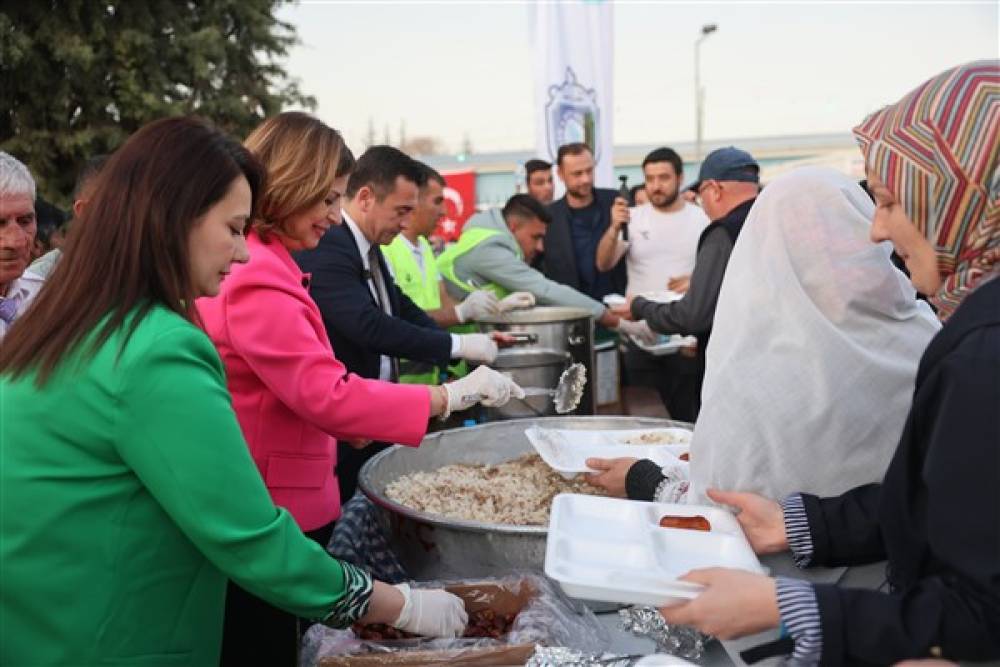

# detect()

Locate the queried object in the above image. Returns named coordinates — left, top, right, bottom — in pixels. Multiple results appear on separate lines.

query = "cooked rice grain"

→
left=621, top=431, right=691, bottom=445
left=384, top=454, right=606, bottom=526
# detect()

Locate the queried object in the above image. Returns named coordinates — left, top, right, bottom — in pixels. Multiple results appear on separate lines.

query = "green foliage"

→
left=0, top=1, right=315, bottom=206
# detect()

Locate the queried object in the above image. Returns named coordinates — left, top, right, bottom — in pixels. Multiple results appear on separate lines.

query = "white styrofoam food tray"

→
left=632, top=333, right=699, bottom=356
left=604, top=290, right=684, bottom=306
left=623, top=291, right=698, bottom=356
left=545, top=494, right=765, bottom=607
left=638, top=290, right=684, bottom=303
left=603, top=293, right=628, bottom=307
left=525, top=426, right=692, bottom=473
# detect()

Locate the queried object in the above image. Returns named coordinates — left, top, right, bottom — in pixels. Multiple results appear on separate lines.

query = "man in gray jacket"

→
left=438, top=194, right=648, bottom=335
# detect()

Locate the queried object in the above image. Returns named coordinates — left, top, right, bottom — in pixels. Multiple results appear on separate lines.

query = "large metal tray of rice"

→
left=359, top=416, right=692, bottom=582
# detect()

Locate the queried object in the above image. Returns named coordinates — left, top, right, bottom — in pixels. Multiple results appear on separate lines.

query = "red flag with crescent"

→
left=434, top=170, right=476, bottom=243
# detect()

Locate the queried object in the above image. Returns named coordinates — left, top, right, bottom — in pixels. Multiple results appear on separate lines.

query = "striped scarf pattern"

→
left=852, top=60, right=1000, bottom=318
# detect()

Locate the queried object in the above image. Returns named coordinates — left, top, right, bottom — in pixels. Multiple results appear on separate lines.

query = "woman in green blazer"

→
left=0, top=117, right=465, bottom=666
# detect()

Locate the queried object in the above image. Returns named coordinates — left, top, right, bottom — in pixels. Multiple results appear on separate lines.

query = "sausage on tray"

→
left=658, top=514, right=711, bottom=531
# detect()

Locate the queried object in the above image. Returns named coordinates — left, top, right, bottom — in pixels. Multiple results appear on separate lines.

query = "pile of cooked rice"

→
left=384, top=454, right=606, bottom=526
left=620, top=430, right=691, bottom=445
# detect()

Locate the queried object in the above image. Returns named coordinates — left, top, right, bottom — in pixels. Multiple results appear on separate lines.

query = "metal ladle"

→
left=517, top=362, right=587, bottom=415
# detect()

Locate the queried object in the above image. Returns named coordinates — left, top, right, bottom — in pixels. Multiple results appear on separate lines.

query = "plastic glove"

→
left=617, top=318, right=659, bottom=346
left=497, top=291, right=536, bottom=313
left=391, top=583, right=468, bottom=638
left=454, top=290, right=499, bottom=323
left=443, top=365, right=526, bottom=416
left=455, top=333, right=499, bottom=364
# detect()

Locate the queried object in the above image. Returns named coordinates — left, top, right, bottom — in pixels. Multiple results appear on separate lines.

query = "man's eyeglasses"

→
left=694, top=180, right=718, bottom=206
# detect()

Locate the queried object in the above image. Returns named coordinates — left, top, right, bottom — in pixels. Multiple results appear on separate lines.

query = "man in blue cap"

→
left=626, top=146, right=760, bottom=420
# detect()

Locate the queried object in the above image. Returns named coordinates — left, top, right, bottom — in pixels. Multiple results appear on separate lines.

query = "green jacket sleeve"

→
left=113, top=322, right=366, bottom=621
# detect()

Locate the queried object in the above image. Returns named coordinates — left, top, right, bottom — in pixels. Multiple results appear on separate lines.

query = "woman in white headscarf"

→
left=587, top=166, right=939, bottom=506
left=688, top=165, right=941, bottom=502
left=656, top=61, right=1000, bottom=665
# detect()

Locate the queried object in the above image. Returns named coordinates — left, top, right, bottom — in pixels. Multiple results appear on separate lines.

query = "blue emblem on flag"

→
left=545, top=67, right=601, bottom=162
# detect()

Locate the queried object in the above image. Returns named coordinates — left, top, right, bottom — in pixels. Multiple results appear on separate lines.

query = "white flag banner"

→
left=531, top=0, right=614, bottom=193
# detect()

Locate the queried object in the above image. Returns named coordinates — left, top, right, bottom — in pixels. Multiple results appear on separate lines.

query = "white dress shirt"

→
left=342, top=211, right=393, bottom=382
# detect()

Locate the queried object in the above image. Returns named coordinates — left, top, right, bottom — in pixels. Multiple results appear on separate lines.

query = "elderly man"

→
left=627, top=146, right=761, bottom=421
left=0, top=152, right=43, bottom=339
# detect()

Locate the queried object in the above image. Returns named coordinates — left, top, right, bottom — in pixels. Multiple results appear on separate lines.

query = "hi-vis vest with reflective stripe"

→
left=435, top=226, right=518, bottom=378
left=435, top=227, right=514, bottom=300
left=380, top=236, right=442, bottom=385
left=381, top=236, right=441, bottom=310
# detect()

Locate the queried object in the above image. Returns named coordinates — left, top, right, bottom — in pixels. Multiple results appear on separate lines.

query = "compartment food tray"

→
left=545, top=494, right=765, bottom=607
left=632, top=333, right=699, bottom=356
left=525, top=426, right=692, bottom=473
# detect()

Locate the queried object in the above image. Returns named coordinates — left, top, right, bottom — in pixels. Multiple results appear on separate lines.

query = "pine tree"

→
left=0, top=0, right=314, bottom=205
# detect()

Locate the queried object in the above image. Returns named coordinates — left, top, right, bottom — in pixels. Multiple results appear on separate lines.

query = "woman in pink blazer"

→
left=197, top=112, right=520, bottom=666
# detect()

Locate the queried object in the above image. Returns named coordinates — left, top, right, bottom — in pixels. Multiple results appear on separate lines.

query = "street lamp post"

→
left=694, top=23, right=718, bottom=162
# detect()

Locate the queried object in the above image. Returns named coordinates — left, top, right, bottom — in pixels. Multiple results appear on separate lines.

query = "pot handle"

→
left=506, top=332, right=539, bottom=345
left=567, top=324, right=586, bottom=346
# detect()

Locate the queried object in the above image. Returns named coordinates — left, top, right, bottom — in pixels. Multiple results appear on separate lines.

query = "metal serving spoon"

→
left=518, top=362, right=588, bottom=414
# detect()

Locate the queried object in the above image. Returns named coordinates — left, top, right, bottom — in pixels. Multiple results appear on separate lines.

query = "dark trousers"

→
left=220, top=520, right=336, bottom=667
left=623, top=342, right=704, bottom=423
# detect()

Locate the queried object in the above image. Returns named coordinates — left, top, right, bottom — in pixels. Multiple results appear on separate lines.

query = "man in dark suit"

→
left=541, top=142, right=627, bottom=302
left=295, top=145, right=499, bottom=500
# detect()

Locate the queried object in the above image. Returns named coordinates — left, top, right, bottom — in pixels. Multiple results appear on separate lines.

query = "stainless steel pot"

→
left=484, top=349, right=569, bottom=419
left=359, top=416, right=692, bottom=582
left=478, top=307, right=595, bottom=415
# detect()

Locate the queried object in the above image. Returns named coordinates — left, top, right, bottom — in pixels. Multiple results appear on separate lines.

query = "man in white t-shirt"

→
left=595, top=147, right=709, bottom=421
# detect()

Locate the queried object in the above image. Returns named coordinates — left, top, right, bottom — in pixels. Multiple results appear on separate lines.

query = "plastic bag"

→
left=300, top=573, right=609, bottom=667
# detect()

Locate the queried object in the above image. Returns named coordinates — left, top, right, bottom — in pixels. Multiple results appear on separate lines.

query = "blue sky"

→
left=278, top=1, right=999, bottom=154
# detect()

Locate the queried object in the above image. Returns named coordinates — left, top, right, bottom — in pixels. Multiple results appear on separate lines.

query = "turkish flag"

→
left=434, top=170, right=476, bottom=243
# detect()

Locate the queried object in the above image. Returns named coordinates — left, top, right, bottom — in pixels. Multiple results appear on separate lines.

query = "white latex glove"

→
left=497, top=291, right=536, bottom=313
left=392, top=583, right=468, bottom=638
left=443, top=365, right=526, bottom=417
left=617, top=318, right=659, bottom=346
left=454, top=290, right=499, bottom=323
left=455, top=333, right=498, bottom=364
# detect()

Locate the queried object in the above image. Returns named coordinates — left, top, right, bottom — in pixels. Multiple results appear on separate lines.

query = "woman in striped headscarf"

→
left=856, top=60, right=999, bottom=319
left=653, top=61, right=1000, bottom=665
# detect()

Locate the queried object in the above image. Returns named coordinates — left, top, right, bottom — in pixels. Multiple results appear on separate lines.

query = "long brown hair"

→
left=243, top=111, right=349, bottom=241
left=1, top=117, right=265, bottom=385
